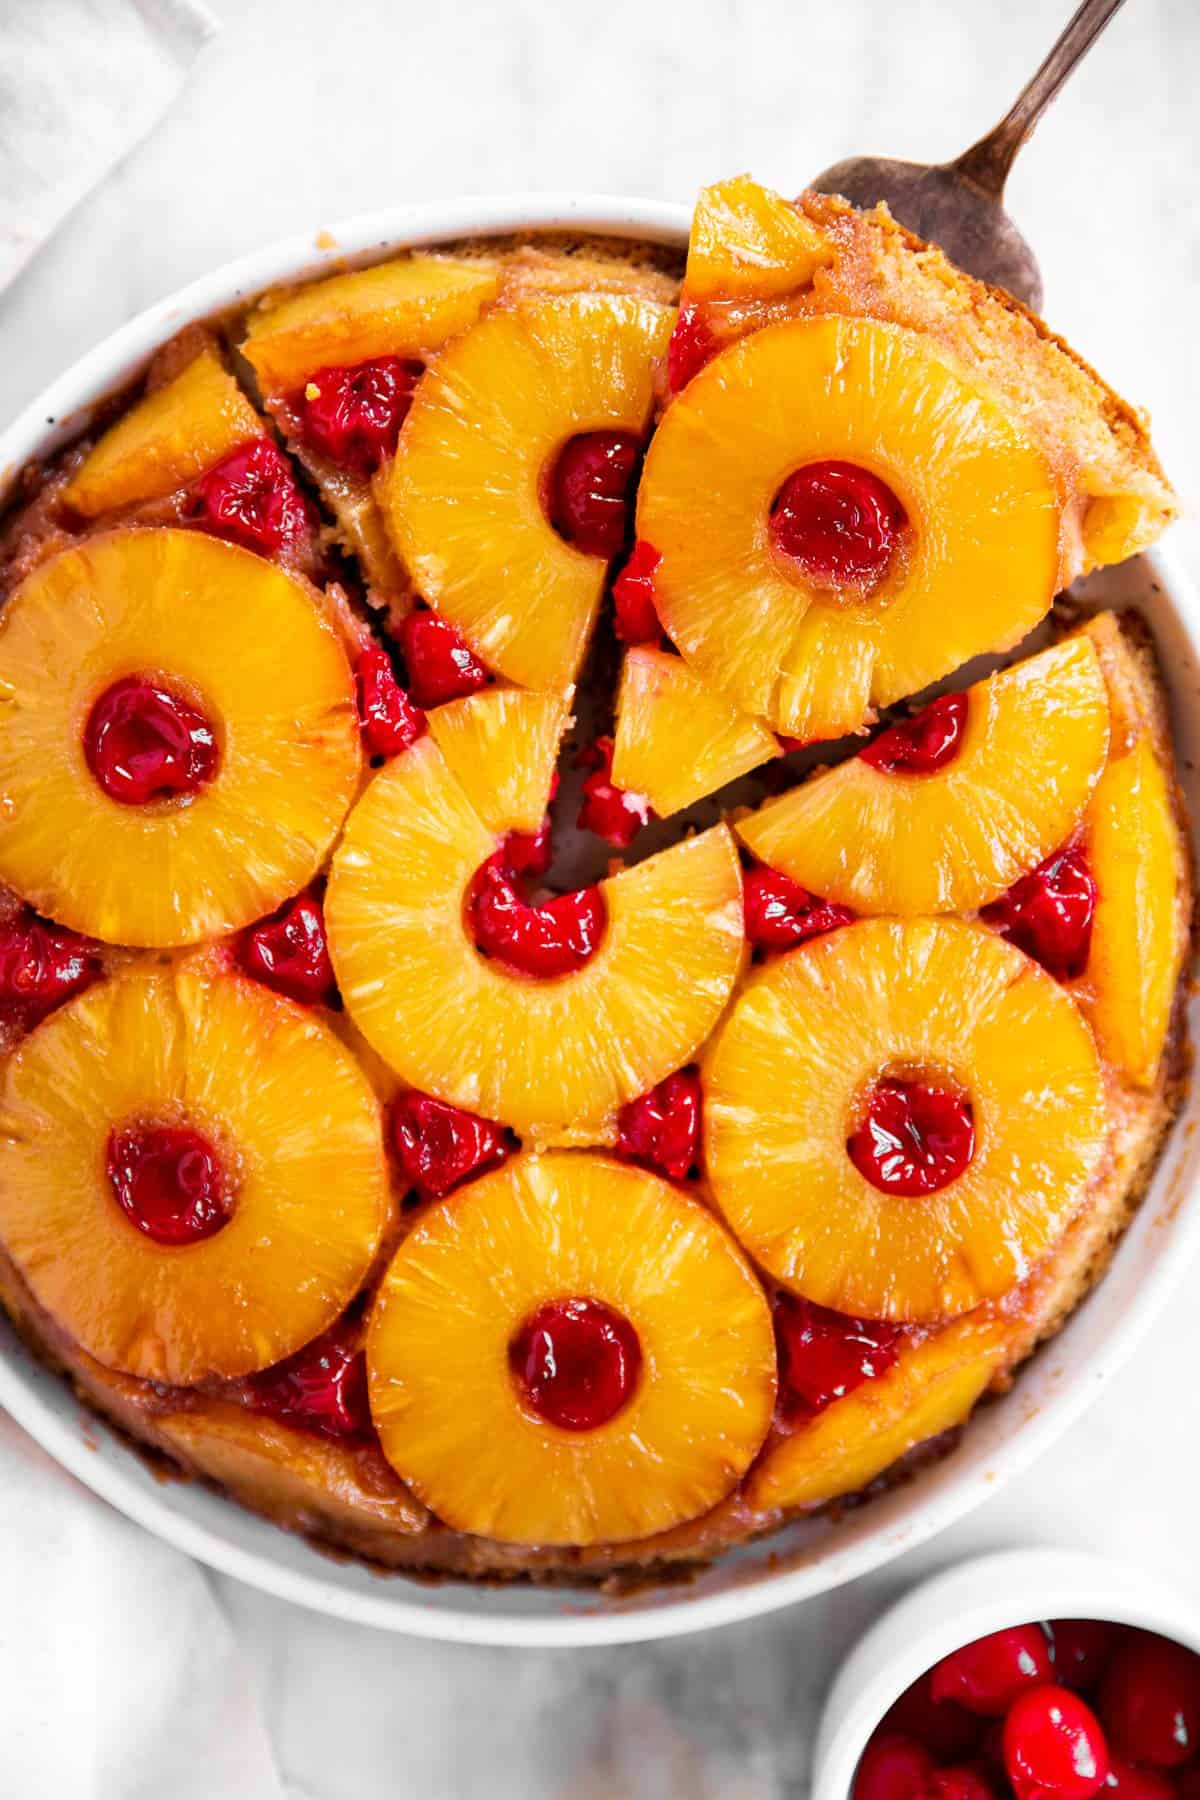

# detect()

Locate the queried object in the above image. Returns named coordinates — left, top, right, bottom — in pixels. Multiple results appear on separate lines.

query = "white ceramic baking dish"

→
left=0, top=196, right=1196, bottom=1647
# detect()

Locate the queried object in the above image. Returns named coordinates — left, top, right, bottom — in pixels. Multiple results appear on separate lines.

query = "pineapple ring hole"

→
left=542, top=430, right=643, bottom=561
left=768, top=460, right=910, bottom=599
left=83, top=674, right=220, bottom=808
left=106, top=1116, right=236, bottom=1247
left=846, top=1067, right=976, bottom=1199
left=465, top=850, right=608, bottom=981
left=508, top=1296, right=643, bottom=1432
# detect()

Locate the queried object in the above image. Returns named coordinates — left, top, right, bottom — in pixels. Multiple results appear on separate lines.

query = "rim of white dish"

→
left=0, top=195, right=1197, bottom=1647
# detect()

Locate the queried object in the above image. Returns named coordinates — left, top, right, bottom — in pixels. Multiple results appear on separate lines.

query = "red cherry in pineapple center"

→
left=509, top=1297, right=642, bottom=1431
left=770, top=460, right=906, bottom=588
left=547, top=430, right=641, bottom=559
left=84, top=676, right=218, bottom=806
left=848, top=1074, right=975, bottom=1197
left=861, top=693, right=968, bottom=776
left=467, top=853, right=606, bottom=979
left=106, top=1122, right=232, bottom=1246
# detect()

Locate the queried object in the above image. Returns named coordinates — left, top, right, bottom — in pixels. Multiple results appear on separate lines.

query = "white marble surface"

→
left=2, top=1, right=1199, bottom=1795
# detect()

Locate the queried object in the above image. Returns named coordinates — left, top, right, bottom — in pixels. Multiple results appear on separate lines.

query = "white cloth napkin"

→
left=0, top=1414, right=286, bottom=1798
left=0, top=14, right=285, bottom=1788
left=0, top=0, right=218, bottom=292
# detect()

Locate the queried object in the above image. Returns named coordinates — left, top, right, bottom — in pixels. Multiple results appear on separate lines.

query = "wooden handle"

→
left=953, top=0, right=1127, bottom=197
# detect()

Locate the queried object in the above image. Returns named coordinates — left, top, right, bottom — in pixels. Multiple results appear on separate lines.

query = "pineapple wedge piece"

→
left=367, top=1151, right=775, bottom=1545
left=426, top=685, right=571, bottom=835
left=64, top=348, right=263, bottom=517
left=0, top=957, right=388, bottom=1384
left=704, top=917, right=1107, bottom=1322
left=386, top=292, right=674, bottom=690
left=326, top=736, right=745, bottom=1141
left=613, top=646, right=780, bottom=818
left=738, top=636, right=1111, bottom=915
left=1086, top=732, right=1186, bottom=1088
left=242, top=254, right=501, bottom=395
left=0, top=529, right=361, bottom=946
left=747, top=1313, right=1007, bottom=1513
left=160, top=1404, right=427, bottom=1538
left=686, top=173, right=833, bottom=302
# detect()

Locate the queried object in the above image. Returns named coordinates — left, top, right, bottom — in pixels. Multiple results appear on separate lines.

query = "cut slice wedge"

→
left=638, top=314, right=1061, bottom=739
left=326, top=736, right=745, bottom=1142
left=386, top=292, right=674, bottom=691
left=738, top=636, right=1111, bottom=915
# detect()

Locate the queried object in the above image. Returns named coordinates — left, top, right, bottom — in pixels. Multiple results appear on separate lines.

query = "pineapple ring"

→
left=366, top=1151, right=776, bottom=1546
left=737, top=636, right=1111, bottom=915
left=704, top=917, right=1108, bottom=1323
left=0, top=529, right=361, bottom=947
left=637, top=315, right=1061, bottom=740
left=326, top=735, right=745, bottom=1142
left=0, top=959, right=388, bottom=1385
left=385, top=292, right=674, bottom=691
left=746, top=1312, right=1008, bottom=1514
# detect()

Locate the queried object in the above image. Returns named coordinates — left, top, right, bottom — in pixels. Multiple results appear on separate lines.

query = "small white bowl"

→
left=0, top=196, right=1198, bottom=1646
left=813, top=1548, right=1200, bottom=1800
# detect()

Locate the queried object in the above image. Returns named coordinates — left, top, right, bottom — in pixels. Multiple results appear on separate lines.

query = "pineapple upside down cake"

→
left=0, top=174, right=1189, bottom=1583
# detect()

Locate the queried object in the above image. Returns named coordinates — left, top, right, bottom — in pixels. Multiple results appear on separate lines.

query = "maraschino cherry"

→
left=295, top=356, right=422, bottom=471
left=355, top=642, right=425, bottom=759
left=107, top=1122, right=232, bottom=1247
left=772, top=1293, right=902, bottom=1425
left=667, top=302, right=719, bottom=393
left=509, top=1297, right=642, bottom=1431
left=189, top=437, right=311, bottom=557
left=770, top=460, right=906, bottom=588
left=397, top=610, right=490, bottom=709
left=238, top=888, right=337, bottom=1007
left=848, top=1076, right=975, bottom=1197
left=0, top=906, right=100, bottom=1032
left=616, top=1069, right=701, bottom=1182
left=1003, top=1686, right=1110, bottom=1800
left=861, top=694, right=968, bottom=776
left=933, top=1628, right=1056, bottom=1716
left=576, top=736, right=654, bottom=847
left=84, top=676, right=218, bottom=806
left=612, top=541, right=662, bottom=643
left=742, top=864, right=854, bottom=950
left=982, top=842, right=1096, bottom=983
left=389, top=1089, right=509, bottom=1200
left=1098, top=1632, right=1200, bottom=1768
left=1050, top=1623, right=1121, bottom=1694
left=246, top=1315, right=374, bottom=1442
left=548, top=431, right=641, bottom=559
